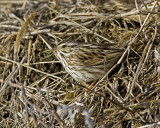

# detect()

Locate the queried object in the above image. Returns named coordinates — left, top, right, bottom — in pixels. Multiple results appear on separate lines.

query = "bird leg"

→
left=81, top=80, right=98, bottom=92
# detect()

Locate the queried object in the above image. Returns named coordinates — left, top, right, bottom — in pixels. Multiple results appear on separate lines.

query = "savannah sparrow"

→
left=54, top=42, right=124, bottom=82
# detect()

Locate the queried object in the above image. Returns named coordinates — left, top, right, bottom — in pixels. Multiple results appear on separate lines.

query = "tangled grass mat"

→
left=0, top=0, right=160, bottom=127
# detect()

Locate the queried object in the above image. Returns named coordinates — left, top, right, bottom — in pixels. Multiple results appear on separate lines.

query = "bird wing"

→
left=81, top=49, right=123, bottom=68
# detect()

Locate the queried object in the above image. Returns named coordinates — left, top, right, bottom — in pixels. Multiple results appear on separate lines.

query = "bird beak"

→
left=52, top=47, right=57, bottom=52
left=47, top=46, right=57, bottom=53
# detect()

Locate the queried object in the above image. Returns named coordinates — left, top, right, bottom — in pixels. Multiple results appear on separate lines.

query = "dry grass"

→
left=0, top=0, right=160, bottom=127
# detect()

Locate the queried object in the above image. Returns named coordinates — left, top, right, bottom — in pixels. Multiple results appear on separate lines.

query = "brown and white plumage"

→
left=54, top=42, right=124, bottom=82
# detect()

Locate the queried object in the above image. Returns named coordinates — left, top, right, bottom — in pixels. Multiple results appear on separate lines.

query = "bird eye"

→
left=62, top=45, right=66, bottom=48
